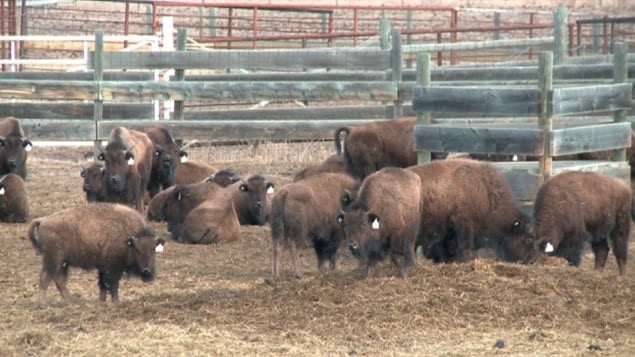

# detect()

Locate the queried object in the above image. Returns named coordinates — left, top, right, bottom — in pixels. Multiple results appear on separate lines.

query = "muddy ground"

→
left=0, top=142, right=633, bottom=356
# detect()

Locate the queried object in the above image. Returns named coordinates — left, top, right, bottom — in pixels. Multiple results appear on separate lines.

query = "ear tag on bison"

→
left=544, top=242, right=554, bottom=253
left=25, top=143, right=33, bottom=152
left=180, top=155, right=188, bottom=163
left=0, top=187, right=5, bottom=195
left=155, top=243, right=164, bottom=253
left=512, top=154, right=518, bottom=161
left=127, top=157, right=135, bottom=166
left=267, top=186, right=274, bottom=194
left=371, top=218, right=380, bottom=230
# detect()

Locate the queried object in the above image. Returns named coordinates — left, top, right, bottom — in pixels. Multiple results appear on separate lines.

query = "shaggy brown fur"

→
left=80, top=162, right=106, bottom=203
left=293, top=154, right=346, bottom=181
left=98, top=127, right=154, bottom=212
left=174, top=160, right=218, bottom=185
left=178, top=196, right=240, bottom=244
left=407, top=158, right=532, bottom=263
left=226, top=175, right=274, bottom=226
left=28, top=203, right=165, bottom=307
left=334, top=117, right=445, bottom=180
left=338, top=168, right=421, bottom=278
left=143, top=125, right=188, bottom=198
left=0, top=173, right=29, bottom=223
left=271, top=172, right=357, bottom=278
left=500, top=171, right=632, bottom=276
left=163, top=181, right=225, bottom=239
left=0, top=117, right=32, bottom=179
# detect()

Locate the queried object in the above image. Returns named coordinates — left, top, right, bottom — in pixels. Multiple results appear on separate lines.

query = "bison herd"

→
left=0, top=115, right=632, bottom=307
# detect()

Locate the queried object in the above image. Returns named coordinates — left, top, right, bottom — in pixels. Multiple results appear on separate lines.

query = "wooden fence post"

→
left=173, top=28, right=186, bottom=120
left=416, top=52, right=432, bottom=164
left=553, top=4, right=568, bottom=65
left=380, top=18, right=390, bottom=50
left=390, top=28, right=402, bottom=118
left=493, top=12, right=501, bottom=40
left=93, top=30, right=103, bottom=147
left=209, top=8, right=216, bottom=38
left=406, top=10, right=413, bottom=68
left=538, top=51, right=553, bottom=182
left=612, top=42, right=628, bottom=161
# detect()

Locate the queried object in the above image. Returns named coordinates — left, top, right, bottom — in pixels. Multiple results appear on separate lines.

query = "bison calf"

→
left=80, top=162, right=106, bottom=203
left=0, top=173, right=29, bottom=223
left=337, top=167, right=421, bottom=278
left=0, top=116, right=33, bottom=179
left=227, top=175, right=274, bottom=226
left=499, top=171, right=632, bottom=275
left=28, top=203, right=165, bottom=307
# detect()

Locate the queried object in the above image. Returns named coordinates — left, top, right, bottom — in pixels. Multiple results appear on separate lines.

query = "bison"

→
left=337, top=168, right=421, bottom=278
left=0, top=117, right=33, bottom=179
left=498, top=171, right=632, bottom=276
left=143, top=125, right=188, bottom=198
left=407, top=158, right=532, bottom=263
left=175, top=160, right=218, bottom=185
left=28, top=203, right=165, bottom=307
left=335, top=117, right=445, bottom=180
left=98, top=127, right=153, bottom=212
left=80, top=162, right=106, bottom=203
left=271, top=172, right=357, bottom=278
left=226, top=175, right=274, bottom=226
left=0, top=173, right=29, bottom=223
left=293, top=154, right=346, bottom=182
left=177, top=196, right=241, bottom=244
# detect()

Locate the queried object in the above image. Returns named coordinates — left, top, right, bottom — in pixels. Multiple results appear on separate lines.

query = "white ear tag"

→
left=371, top=218, right=380, bottom=230
left=25, top=143, right=33, bottom=152
left=127, top=157, right=135, bottom=166
left=0, top=187, right=5, bottom=195
left=512, top=154, right=518, bottom=161
left=267, top=186, right=274, bottom=194
left=155, top=244, right=164, bottom=253
left=180, top=156, right=188, bottom=163
left=544, top=242, right=554, bottom=253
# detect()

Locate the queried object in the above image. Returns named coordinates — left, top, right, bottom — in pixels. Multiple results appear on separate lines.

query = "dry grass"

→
left=0, top=142, right=633, bottom=356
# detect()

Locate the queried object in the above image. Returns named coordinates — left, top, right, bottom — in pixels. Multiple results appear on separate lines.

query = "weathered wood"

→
left=0, top=103, right=154, bottom=119
left=186, top=71, right=390, bottom=82
left=390, top=28, right=403, bottom=118
left=98, top=81, right=398, bottom=102
left=551, top=122, right=632, bottom=156
left=414, top=124, right=544, bottom=155
left=403, top=37, right=553, bottom=53
left=553, top=4, right=568, bottom=65
left=97, top=119, right=378, bottom=141
left=94, top=31, right=104, bottom=143
left=411, top=86, right=540, bottom=117
left=183, top=105, right=390, bottom=121
left=92, top=49, right=392, bottom=71
left=613, top=43, right=629, bottom=162
left=550, top=83, right=632, bottom=116
left=0, top=71, right=154, bottom=81
left=416, top=53, right=432, bottom=164
left=538, top=51, right=553, bottom=181
left=174, top=28, right=187, bottom=121
left=0, top=80, right=98, bottom=100
left=19, top=119, right=96, bottom=140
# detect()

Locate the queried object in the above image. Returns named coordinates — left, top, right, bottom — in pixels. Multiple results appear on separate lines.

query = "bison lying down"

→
left=499, top=171, right=632, bottom=275
left=0, top=173, right=29, bottom=223
left=28, top=203, right=165, bottom=307
left=0, top=116, right=32, bottom=179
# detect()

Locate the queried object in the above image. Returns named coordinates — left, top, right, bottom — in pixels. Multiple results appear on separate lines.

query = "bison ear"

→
left=127, top=236, right=135, bottom=247
left=97, top=153, right=105, bottom=161
left=125, top=152, right=135, bottom=166
left=0, top=185, right=5, bottom=195
left=174, top=190, right=182, bottom=201
left=179, top=151, right=188, bottom=163
left=511, top=220, right=523, bottom=232
left=0, top=137, right=5, bottom=146
left=341, top=190, right=352, bottom=207
left=368, top=213, right=380, bottom=230
left=22, top=139, right=33, bottom=152
left=239, top=183, right=248, bottom=192
left=154, top=148, right=162, bottom=157
left=266, top=182, right=275, bottom=194
left=336, top=211, right=345, bottom=225
left=80, top=168, right=86, bottom=177
left=155, top=237, right=165, bottom=253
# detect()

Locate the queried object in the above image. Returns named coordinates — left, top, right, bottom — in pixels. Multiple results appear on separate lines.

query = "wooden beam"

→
left=551, top=122, right=632, bottom=156
left=550, top=83, right=632, bottom=116
left=20, top=119, right=96, bottom=140
left=185, top=71, right=389, bottom=82
left=0, top=80, right=98, bottom=101
left=412, top=86, right=540, bottom=117
left=0, top=103, right=154, bottom=119
left=183, top=105, right=390, bottom=121
left=0, top=71, right=154, bottom=81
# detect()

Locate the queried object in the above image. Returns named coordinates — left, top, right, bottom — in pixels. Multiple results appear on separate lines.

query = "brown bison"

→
left=407, top=158, right=532, bottom=263
left=143, top=125, right=188, bottom=198
left=80, top=162, right=106, bottom=203
left=28, top=203, right=165, bottom=307
left=293, top=154, right=346, bottom=182
left=98, top=127, right=153, bottom=212
left=0, top=173, right=29, bottom=223
left=498, top=171, right=632, bottom=276
left=226, top=175, right=274, bottom=226
left=178, top=196, right=241, bottom=244
left=271, top=172, right=357, bottom=278
left=175, top=160, right=218, bottom=185
left=0, top=117, right=32, bottom=179
left=337, top=168, right=421, bottom=278
left=335, top=117, right=446, bottom=180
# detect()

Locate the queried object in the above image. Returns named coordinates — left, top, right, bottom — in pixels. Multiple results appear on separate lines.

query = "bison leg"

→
left=590, top=239, right=609, bottom=273
left=52, top=265, right=72, bottom=305
left=271, top=239, right=283, bottom=278
left=288, top=239, right=303, bottom=279
left=37, top=268, right=53, bottom=308
left=98, top=271, right=109, bottom=302
left=611, top=232, right=629, bottom=276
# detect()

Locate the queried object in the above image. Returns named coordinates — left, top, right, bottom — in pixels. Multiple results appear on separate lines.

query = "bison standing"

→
left=499, top=171, right=631, bottom=275
left=28, top=203, right=165, bottom=307
left=0, top=117, right=32, bottom=179
left=143, top=125, right=188, bottom=198
left=0, top=173, right=29, bottom=223
left=80, top=162, right=106, bottom=203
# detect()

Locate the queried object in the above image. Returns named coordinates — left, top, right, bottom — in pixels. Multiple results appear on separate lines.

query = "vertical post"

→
left=93, top=30, right=104, bottom=152
left=493, top=12, right=501, bottom=40
left=406, top=10, right=413, bottom=68
left=568, top=24, right=574, bottom=57
left=576, top=22, right=581, bottom=56
left=327, top=11, right=334, bottom=48
left=538, top=51, right=553, bottom=182
left=390, top=28, right=402, bottom=119
left=591, top=17, right=600, bottom=52
left=436, top=32, right=443, bottom=66
left=124, top=0, right=130, bottom=49
left=609, top=21, right=615, bottom=53
left=553, top=4, right=568, bottom=65
left=227, top=7, right=233, bottom=49
left=252, top=7, right=258, bottom=49
left=528, top=12, right=534, bottom=60
left=612, top=42, right=628, bottom=162
left=209, top=7, right=216, bottom=38
left=450, top=9, right=457, bottom=65
left=416, top=53, right=431, bottom=164
left=145, top=4, right=153, bottom=35
left=379, top=18, right=390, bottom=50
left=162, top=16, right=174, bottom=119
left=353, top=8, right=358, bottom=46
left=602, top=16, right=608, bottom=54
left=173, top=28, right=186, bottom=121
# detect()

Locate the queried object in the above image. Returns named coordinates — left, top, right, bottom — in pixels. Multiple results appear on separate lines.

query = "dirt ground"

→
left=0, top=142, right=633, bottom=356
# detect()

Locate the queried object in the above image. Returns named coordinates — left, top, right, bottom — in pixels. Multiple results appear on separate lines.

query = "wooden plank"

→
left=185, top=71, right=389, bottom=82
left=19, top=119, right=96, bottom=140
left=183, top=105, right=389, bottom=121
left=99, top=81, right=398, bottom=102
left=414, top=124, right=543, bottom=155
left=551, top=122, right=632, bottom=156
left=0, top=103, right=154, bottom=120
left=403, top=37, right=553, bottom=53
left=0, top=80, right=97, bottom=100
left=94, top=49, right=392, bottom=70
left=551, top=83, right=632, bottom=115
left=0, top=71, right=154, bottom=81
left=97, top=119, right=378, bottom=141
left=412, top=86, right=540, bottom=117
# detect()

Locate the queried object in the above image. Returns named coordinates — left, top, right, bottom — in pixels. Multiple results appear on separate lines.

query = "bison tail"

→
left=334, top=127, right=351, bottom=156
left=28, top=219, right=44, bottom=255
left=270, top=190, right=288, bottom=241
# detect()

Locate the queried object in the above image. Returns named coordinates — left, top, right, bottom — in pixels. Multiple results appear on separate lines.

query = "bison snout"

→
left=110, top=176, right=120, bottom=183
left=7, top=160, right=17, bottom=169
left=348, top=242, right=359, bottom=251
left=255, top=201, right=264, bottom=208
left=83, top=184, right=92, bottom=192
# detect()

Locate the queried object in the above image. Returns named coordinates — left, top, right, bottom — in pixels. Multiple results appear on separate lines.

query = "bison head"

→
left=152, top=143, right=186, bottom=188
left=207, top=169, right=240, bottom=188
left=80, top=163, right=105, bottom=202
left=126, top=228, right=165, bottom=283
left=238, top=175, right=274, bottom=226
left=0, top=135, right=32, bottom=179
left=337, top=208, right=383, bottom=263
left=497, top=218, right=540, bottom=264
left=162, top=185, right=202, bottom=232
left=99, top=148, right=135, bottom=193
